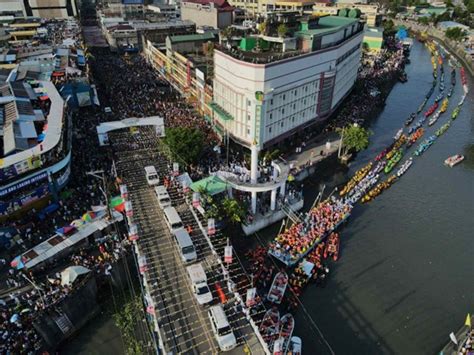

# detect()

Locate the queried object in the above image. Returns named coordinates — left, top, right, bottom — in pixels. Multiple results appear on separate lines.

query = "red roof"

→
left=183, top=0, right=234, bottom=10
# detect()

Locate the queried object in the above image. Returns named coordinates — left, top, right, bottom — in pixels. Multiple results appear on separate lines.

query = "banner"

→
left=138, top=255, right=148, bottom=274
left=207, top=218, right=216, bottom=236
left=0, top=184, right=50, bottom=216
left=0, top=171, right=48, bottom=197
left=245, top=287, right=257, bottom=307
left=192, top=192, right=200, bottom=208
left=125, top=201, right=133, bottom=217
left=120, top=184, right=128, bottom=199
left=224, top=246, right=232, bottom=263
left=128, top=223, right=139, bottom=241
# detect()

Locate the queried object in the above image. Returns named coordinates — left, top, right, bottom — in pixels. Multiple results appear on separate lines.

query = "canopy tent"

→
left=190, top=176, right=227, bottom=196
left=61, top=265, right=90, bottom=285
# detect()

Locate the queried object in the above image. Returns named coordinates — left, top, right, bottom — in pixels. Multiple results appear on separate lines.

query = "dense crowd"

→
left=269, top=198, right=352, bottom=264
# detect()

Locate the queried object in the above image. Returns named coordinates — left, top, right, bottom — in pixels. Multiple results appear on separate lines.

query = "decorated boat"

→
left=451, top=106, right=460, bottom=119
left=374, top=160, right=386, bottom=174
left=273, top=314, right=295, bottom=355
left=440, top=98, right=449, bottom=113
left=386, top=135, right=407, bottom=159
left=408, top=121, right=422, bottom=135
left=434, top=93, right=444, bottom=103
left=393, top=128, right=404, bottom=141
left=267, top=272, right=288, bottom=304
left=385, top=149, right=403, bottom=174
left=444, top=154, right=464, bottom=167
left=451, top=69, right=456, bottom=86
left=424, top=102, right=439, bottom=117
left=417, top=98, right=428, bottom=114
left=407, top=128, right=424, bottom=147
left=447, top=87, right=454, bottom=98
left=288, top=336, right=302, bottom=355
left=339, top=162, right=373, bottom=196
left=260, top=308, right=280, bottom=344
left=396, top=158, right=413, bottom=177
left=428, top=112, right=441, bottom=126
left=435, top=122, right=451, bottom=137
left=361, top=175, right=397, bottom=203
left=459, top=93, right=466, bottom=106
left=324, top=233, right=340, bottom=261
left=439, top=82, right=445, bottom=92
left=405, top=113, right=416, bottom=126
left=414, top=135, right=437, bottom=156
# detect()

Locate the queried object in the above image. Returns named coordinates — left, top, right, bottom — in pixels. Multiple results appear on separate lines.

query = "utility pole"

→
left=86, top=170, right=111, bottom=219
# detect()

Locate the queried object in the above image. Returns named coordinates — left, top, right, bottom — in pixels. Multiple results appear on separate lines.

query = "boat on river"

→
left=414, top=135, right=437, bottom=156
left=417, top=98, right=428, bottom=114
left=460, top=67, right=467, bottom=86
left=424, top=102, right=438, bottom=117
left=459, top=93, right=466, bottom=106
left=451, top=106, right=460, bottom=119
left=386, top=135, right=407, bottom=159
left=267, top=272, right=288, bottom=304
left=451, top=69, right=456, bottom=86
left=288, top=336, right=302, bottom=355
left=447, top=86, right=454, bottom=98
left=273, top=313, right=295, bottom=355
left=428, top=112, right=441, bottom=126
left=444, top=154, right=464, bottom=167
left=323, top=233, right=340, bottom=261
left=407, top=128, right=424, bottom=147
left=260, top=309, right=280, bottom=345
left=385, top=149, right=403, bottom=174
left=396, top=158, right=413, bottom=177
left=439, top=82, right=445, bottom=92
left=405, top=113, right=416, bottom=126
left=393, top=128, right=404, bottom=141
left=440, top=98, right=449, bottom=113
left=374, top=160, right=386, bottom=173
left=434, top=93, right=443, bottom=103
left=339, top=162, right=372, bottom=196
left=436, top=122, right=450, bottom=137
left=361, top=175, right=397, bottom=203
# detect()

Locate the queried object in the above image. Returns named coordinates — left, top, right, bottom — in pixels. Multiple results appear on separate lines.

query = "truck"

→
left=186, top=263, right=213, bottom=305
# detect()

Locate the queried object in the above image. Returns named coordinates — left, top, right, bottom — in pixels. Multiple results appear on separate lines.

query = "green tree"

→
left=417, top=16, right=430, bottom=25
left=338, top=125, right=372, bottom=157
left=277, top=24, right=288, bottom=38
left=258, top=21, right=267, bottom=35
left=164, top=127, right=205, bottom=165
left=221, top=197, right=247, bottom=224
left=445, top=27, right=467, bottom=41
left=444, top=0, right=454, bottom=7
left=382, top=19, right=396, bottom=37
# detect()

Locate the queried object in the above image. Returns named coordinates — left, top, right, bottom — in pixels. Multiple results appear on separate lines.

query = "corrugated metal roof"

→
left=169, top=32, right=215, bottom=43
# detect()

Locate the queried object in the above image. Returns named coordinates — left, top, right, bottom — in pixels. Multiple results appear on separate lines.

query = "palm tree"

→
left=221, top=197, right=246, bottom=224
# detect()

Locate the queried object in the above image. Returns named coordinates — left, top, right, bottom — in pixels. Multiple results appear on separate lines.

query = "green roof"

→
left=296, top=16, right=358, bottom=37
left=191, top=176, right=227, bottom=196
left=419, top=7, right=448, bottom=15
left=210, top=102, right=233, bottom=121
left=169, top=32, right=215, bottom=44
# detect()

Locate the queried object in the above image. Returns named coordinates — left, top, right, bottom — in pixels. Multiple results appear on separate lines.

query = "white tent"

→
left=61, top=265, right=91, bottom=285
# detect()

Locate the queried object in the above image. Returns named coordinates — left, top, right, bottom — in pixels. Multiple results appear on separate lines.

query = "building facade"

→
left=181, top=0, right=234, bottom=29
left=212, top=15, right=364, bottom=150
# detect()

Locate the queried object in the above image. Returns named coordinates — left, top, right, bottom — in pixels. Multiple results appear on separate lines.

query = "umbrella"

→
left=10, top=314, right=19, bottom=323
left=109, top=196, right=125, bottom=212
left=81, top=211, right=95, bottom=222
left=10, top=256, right=25, bottom=270
left=20, top=308, right=31, bottom=314
left=37, top=133, right=46, bottom=142
left=61, top=266, right=91, bottom=286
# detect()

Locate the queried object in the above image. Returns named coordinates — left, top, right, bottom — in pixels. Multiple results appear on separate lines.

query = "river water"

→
left=289, top=40, right=474, bottom=354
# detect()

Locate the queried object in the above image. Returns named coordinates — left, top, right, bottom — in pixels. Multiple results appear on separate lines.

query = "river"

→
left=287, top=40, right=474, bottom=354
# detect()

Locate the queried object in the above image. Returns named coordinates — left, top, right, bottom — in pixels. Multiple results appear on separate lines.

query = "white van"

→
left=154, top=186, right=171, bottom=209
left=144, top=166, right=159, bottom=186
left=163, top=207, right=183, bottom=233
left=174, top=228, right=197, bottom=263
left=208, top=305, right=237, bottom=351
left=186, top=263, right=212, bottom=305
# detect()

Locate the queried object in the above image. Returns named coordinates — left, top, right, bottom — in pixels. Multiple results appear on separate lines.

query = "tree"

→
left=338, top=125, right=372, bottom=157
left=445, top=0, right=454, bottom=7
left=417, top=16, right=430, bottom=25
left=445, top=27, right=467, bottom=41
left=277, top=24, right=288, bottom=38
left=221, top=197, right=247, bottom=224
left=164, top=127, right=205, bottom=165
left=382, top=19, right=396, bottom=37
left=221, top=26, right=232, bottom=40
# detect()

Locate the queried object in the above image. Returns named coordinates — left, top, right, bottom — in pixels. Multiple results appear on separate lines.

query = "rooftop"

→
left=296, top=15, right=358, bottom=37
left=169, top=32, right=215, bottom=43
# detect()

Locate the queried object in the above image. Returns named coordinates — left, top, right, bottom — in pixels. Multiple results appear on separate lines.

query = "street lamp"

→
left=86, top=170, right=111, bottom=219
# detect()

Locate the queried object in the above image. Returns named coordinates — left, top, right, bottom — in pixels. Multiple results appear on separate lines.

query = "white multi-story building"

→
left=212, top=15, right=364, bottom=151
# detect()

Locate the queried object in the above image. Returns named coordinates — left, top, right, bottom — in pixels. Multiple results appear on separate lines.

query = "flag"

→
left=466, top=313, right=471, bottom=328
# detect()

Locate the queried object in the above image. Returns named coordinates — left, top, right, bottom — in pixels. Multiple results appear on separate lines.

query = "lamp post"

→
left=86, top=170, right=111, bottom=219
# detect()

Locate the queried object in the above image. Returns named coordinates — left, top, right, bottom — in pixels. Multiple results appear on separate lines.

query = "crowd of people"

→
left=459, top=328, right=474, bottom=354
left=269, top=197, right=352, bottom=264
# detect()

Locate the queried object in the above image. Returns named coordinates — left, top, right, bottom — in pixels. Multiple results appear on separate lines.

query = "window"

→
left=281, top=122, right=284, bottom=127
left=293, top=104, right=296, bottom=109
left=247, top=128, right=251, bottom=135
left=292, top=117, right=295, bottom=123
left=283, top=94, right=286, bottom=100
left=247, top=114, right=251, bottom=121
left=270, top=99, right=273, bottom=105
left=269, top=113, right=273, bottom=119
left=305, top=86, right=308, bottom=92
left=269, top=127, right=272, bottom=133
left=304, top=99, right=307, bottom=105
left=281, top=108, right=285, bottom=114
left=247, top=100, right=251, bottom=106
